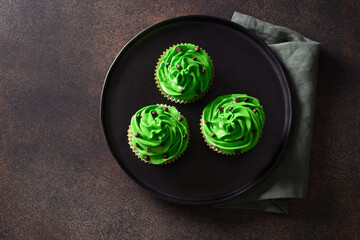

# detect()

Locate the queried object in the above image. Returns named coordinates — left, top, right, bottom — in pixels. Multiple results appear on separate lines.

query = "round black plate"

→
left=101, top=16, right=292, bottom=204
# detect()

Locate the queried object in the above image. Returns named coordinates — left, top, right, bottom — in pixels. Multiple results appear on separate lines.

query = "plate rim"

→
left=100, top=15, right=293, bottom=205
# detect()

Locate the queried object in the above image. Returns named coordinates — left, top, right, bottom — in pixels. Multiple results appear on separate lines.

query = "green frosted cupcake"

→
left=128, top=104, right=189, bottom=165
left=200, top=94, right=265, bottom=155
left=155, top=43, right=214, bottom=104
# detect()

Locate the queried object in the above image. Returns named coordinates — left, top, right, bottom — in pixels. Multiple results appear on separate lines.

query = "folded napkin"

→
left=212, top=12, right=320, bottom=214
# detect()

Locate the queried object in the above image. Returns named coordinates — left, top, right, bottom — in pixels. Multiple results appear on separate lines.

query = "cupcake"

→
left=155, top=43, right=214, bottom=103
left=200, top=94, right=265, bottom=155
left=128, top=104, right=189, bottom=165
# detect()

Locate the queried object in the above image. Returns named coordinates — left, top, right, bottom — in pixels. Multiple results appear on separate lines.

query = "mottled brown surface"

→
left=0, top=0, right=359, bottom=239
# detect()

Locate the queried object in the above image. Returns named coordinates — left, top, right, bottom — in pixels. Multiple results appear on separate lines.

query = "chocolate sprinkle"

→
left=144, top=156, right=150, bottom=161
left=165, top=62, right=170, bottom=67
left=235, top=149, right=241, bottom=154
left=176, top=64, right=181, bottom=70
left=195, top=46, right=200, bottom=52
left=253, top=109, right=258, bottom=113
left=183, top=134, right=187, bottom=139
left=178, top=116, right=183, bottom=122
left=218, top=107, right=224, bottom=112
left=176, top=46, right=181, bottom=52
left=192, top=57, right=197, bottom=60
left=163, top=106, right=168, bottom=111
left=160, top=141, right=166, bottom=146
left=179, top=89, right=184, bottom=93
left=135, top=133, right=140, bottom=137
left=201, top=68, right=206, bottom=74
left=136, top=113, right=140, bottom=118
left=163, top=153, right=169, bottom=159
left=146, top=148, right=151, bottom=153
left=244, top=97, right=249, bottom=102
left=196, top=89, right=201, bottom=95
left=228, top=106, right=233, bottom=111
left=211, top=133, right=216, bottom=137
left=252, top=130, right=257, bottom=134
left=235, top=97, right=240, bottom=103
left=151, top=111, right=157, bottom=116
left=205, top=120, right=210, bottom=124
left=135, top=143, right=140, bottom=148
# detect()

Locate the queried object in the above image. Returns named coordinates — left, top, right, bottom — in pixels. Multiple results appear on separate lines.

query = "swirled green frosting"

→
left=156, top=43, right=212, bottom=101
left=201, top=94, right=265, bottom=154
left=130, top=105, right=189, bottom=165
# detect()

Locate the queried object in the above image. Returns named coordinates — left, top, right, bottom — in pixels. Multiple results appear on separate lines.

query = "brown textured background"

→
left=0, top=0, right=359, bottom=239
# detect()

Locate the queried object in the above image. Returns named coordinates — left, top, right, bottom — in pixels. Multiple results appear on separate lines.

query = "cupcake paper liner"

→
left=154, top=43, right=214, bottom=104
left=128, top=104, right=189, bottom=165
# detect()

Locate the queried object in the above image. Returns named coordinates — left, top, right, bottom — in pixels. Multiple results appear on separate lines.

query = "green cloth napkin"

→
left=212, top=12, right=320, bottom=214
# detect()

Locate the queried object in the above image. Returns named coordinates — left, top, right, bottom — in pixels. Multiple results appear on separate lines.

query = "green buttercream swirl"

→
left=202, top=94, right=265, bottom=154
left=130, top=105, right=189, bottom=165
left=157, top=43, right=212, bottom=101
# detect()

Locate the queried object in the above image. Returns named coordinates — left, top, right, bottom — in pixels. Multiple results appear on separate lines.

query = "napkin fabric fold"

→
left=212, top=12, right=320, bottom=214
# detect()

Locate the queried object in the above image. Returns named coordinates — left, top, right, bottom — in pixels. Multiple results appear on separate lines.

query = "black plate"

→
left=101, top=15, right=292, bottom=204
